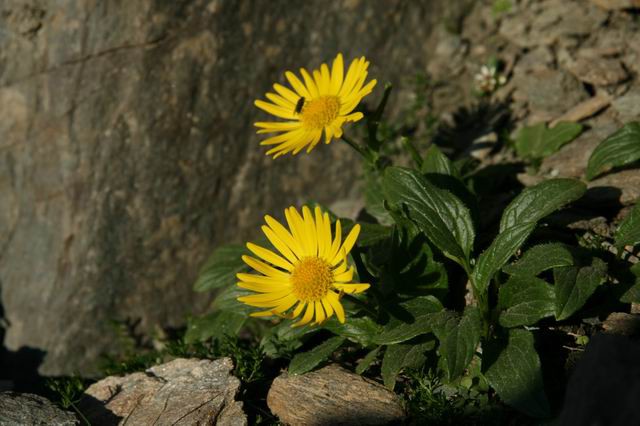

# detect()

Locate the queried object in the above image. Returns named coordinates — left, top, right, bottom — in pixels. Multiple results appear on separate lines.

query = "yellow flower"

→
left=254, top=53, right=377, bottom=158
left=237, top=206, right=370, bottom=326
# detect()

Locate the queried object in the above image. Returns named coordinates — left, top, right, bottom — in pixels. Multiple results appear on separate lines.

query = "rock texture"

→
left=558, top=334, right=640, bottom=425
left=0, top=0, right=455, bottom=375
left=79, top=357, right=246, bottom=425
left=0, top=392, right=78, bottom=425
left=267, top=364, right=405, bottom=426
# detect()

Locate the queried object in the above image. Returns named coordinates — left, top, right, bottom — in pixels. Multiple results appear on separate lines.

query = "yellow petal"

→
left=333, top=266, right=354, bottom=283
left=321, top=298, right=334, bottom=319
left=327, top=219, right=342, bottom=262
left=291, top=301, right=306, bottom=319
left=302, top=206, right=318, bottom=256
left=237, top=281, right=287, bottom=293
left=237, top=272, right=288, bottom=286
left=333, top=283, right=370, bottom=294
left=265, top=215, right=304, bottom=256
left=285, top=71, right=312, bottom=98
left=246, top=242, right=294, bottom=271
left=332, top=224, right=360, bottom=265
left=293, top=302, right=315, bottom=327
left=327, top=291, right=345, bottom=323
left=266, top=92, right=294, bottom=109
left=255, top=121, right=301, bottom=131
left=300, top=68, right=319, bottom=98
left=262, top=225, right=299, bottom=264
left=255, top=99, right=296, bottom=120
left=273, top=83, right=300, bottom=104
left=242, top=255, right=289, bottom=278
left=320, top=63, right=331, bottom=94
left=314, top=300, right=326, bottom=324
left=330, top=53, right=344, bottom=95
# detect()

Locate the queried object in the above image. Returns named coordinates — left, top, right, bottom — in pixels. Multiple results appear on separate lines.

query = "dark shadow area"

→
left=77, top=393, right=123, bottom=425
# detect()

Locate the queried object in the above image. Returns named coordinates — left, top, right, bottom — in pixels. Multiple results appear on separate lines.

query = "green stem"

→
left=401, top=137, right=423, bottom=169
left=341, top=134, right=376, bottom=165
left=367, top=83, right=393, bottom=149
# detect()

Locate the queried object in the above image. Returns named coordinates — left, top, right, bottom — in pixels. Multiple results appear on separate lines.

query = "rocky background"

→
left=0, top=0, right=459, bottom=376
left=1, top=0, right=639, bottom=388
left=1, top=0, right=640, bottom=424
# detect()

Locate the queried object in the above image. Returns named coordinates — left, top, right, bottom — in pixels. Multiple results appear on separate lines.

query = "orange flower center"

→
left=290, top=257, right=333, bottom=302
left=300, top=96, right=341, bottom=130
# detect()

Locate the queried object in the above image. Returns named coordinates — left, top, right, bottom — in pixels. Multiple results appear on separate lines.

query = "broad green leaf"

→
left=615, top=201, right=640, bottom=249
left=586, top=122, right=640, bottom=180
left=364, top=170, right=394, bottom=225
left=193, top=244, right=249, bottom=292
left=620, top=263, right=640, bottom=303
left=356, top=347, right=381, bottom=375
left=357, top=223, right=393, bottom=247
left=184, top=311, right=246, bottom=343
left=322, top=316, right=383, bottom=346
left=375, top=296, right=444, bottom=345
left=288, top=336, right=346, bottom=375
left=422, top=145, right=458, bottom=177
left=432, top=307, right=482, bottom=380
left=515, top=122, right=583, bottom=159
left=503, top=243, right=574, bottom=276
left=260, top=322, right=317, bottom=358
left=498, top=275, right=555, bottom=327
left=381, top=340, right=436, bottom=389
left=500, top=179, right=586, bottom=232
left=473, top=223, right=536, bottom=294
left=482, top=329, right=550, bottom=418
left=383, top=167, right=475, bottom=265
left=554, top=258, right=607, bottom=320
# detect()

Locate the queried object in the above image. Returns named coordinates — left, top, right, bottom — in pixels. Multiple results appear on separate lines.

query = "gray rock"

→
left=612, top=87, right=640, bottom=122
left=0, top=392, right=78, bottom=425
left=267, top=364, right=405, bottom=426
left=0, top=0, right=455, bottom=375
left=558, top=333, right=640, bottom=426
left=514, top=69, right=588, bottom=121
left=563, top=57, right=629, bottom=87
left=80, top=357, right=246, bottom=426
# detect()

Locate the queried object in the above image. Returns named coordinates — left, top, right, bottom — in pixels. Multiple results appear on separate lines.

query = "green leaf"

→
left=322, top=316, right=383, bottom=346
left=383, top=167, right=475, bottom=265
left=288, top=336, right=346, bottom=375
left=482, top=329, right=550, bottom=418
left=432, top=307, right=482, bottom=380
left=615, top=202, right=640, bottom=249
left=554, top=258, right=607, bottom=320
left=375, top=296, right=444, bottom=345
left=498, top=275, right=556, bottom=327
left=586, top=122, right=640, bottom=180
left=500, top=178, right=586, bottom=232
left=184, top=311, right=246, bottom=343
left=193, top=244, right=249, bottom=292
left=364, top=170, right=394, bottom=225
left=357, top=223, right=393, bottom=247
left=356, top=347, right=381, bottom=375
left=620, top=263, right=640, bottom=303
left=514, top=122, right=583, bottom=159
left=473, top=222, right=537, bottom=294
left=421, top=145, right=458, bottom=177
left=503, top=243, right=574, bottom=276
left=381, top=340, right=436, bottom=389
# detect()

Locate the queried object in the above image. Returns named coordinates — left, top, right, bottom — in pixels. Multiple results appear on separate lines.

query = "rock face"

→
left=0, top=0, right=453, bottom=374
left=0, top=392, right=79, bottom=425
left=79, top=357, right=246, bottom=425
left=558, top=334, right=640, bottom=426
left=267, top=364, right=406, bottom=426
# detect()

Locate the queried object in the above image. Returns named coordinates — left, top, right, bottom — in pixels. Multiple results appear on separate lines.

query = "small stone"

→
left=550, top=93, right=611, bottom=127
left=0, top=392, right=79, bottom=425
left=80, top=358, right=247, bottom=426
left=612, top=87, right=640, bottom=122
left=563, top=57, right=629, bottom=87
left=602, top=312, right=640, bottom=336
left=267, top=364, right=405, bottom=426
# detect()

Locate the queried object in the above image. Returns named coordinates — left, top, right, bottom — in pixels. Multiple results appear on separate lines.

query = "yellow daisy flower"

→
left=237, top=206, right=370, bottom=326
left=254, top=53, right=377, bottom=158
